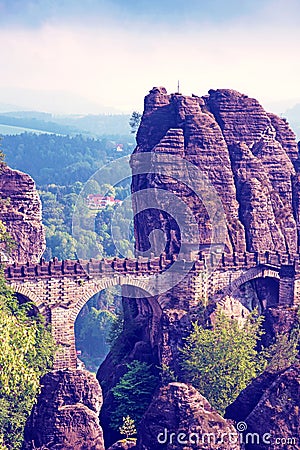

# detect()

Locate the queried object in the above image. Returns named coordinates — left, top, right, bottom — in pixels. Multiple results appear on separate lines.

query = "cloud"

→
left=0, top=0, right=299, bottom=113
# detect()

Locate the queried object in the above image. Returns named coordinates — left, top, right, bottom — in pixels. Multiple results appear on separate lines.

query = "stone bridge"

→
left=4, top=251, right=300, bottom=369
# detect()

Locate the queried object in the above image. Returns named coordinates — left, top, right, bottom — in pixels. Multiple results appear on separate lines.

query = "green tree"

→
left=82, top=179, right=101, bottom=196
left=129, top=111, right=142, bottom=134
left=119, top=415, right=137, bottom=438
left=0, top=270, right=55, bottom=449
left=263, top=311, right=300, bottom=372
left=107, top=307, right=124, bottom=348
left=0, top=207, right=54, bottom=449
left=159, top=363, right=178, bottom=385
left=0, top=220, right=15, bottom=260
left=180, top=310, right=266, bottom=414
left=98, top=183, right=116, bottom=198
left=110, top=360, right=159, bottom=430
left=76, top=307, right=116, bottom=357
left=46, top=229, right=77, bottom=260
left=76, top=230, right=104, bottom=259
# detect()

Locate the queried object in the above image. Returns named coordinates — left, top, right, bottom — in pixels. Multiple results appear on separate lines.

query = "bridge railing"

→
left=3, top=253, right=174, bottom=280
left=4, top=251, right=300, bottom=281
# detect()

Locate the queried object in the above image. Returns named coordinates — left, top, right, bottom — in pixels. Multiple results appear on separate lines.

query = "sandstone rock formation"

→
left=131, top=87, right=299, bottom=257
left=97, top=293, right=162, bottom=447
left=98, top=87, right=300, bottom=446
left=0, top=165, right=45, bottom=263
left=137, top=382, right=241, bottom=450
left=22, top=370, right=105, bottom=450
left=107, top=439, right=137, bottom=450
left=225, top=363, right=300, bottom=449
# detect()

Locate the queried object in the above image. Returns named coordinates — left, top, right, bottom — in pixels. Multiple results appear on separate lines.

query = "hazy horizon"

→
left=0, top=0, right=300, bottom=115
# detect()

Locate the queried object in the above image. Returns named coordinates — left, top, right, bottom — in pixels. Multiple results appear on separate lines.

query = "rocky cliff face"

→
left=132, top=87, right=299, bottom=256
left=22, top=370, right=105, bottom=450
left=98, top=88, right=300, bottom=446
left=225, top=363, right=300, bottom=450
left=137, top=382, right=241, bottom=450
left=0, top=165, right=45, bottom=263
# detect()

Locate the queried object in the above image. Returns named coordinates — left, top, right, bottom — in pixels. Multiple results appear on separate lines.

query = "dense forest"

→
left=1, top=133, right=134, bottom=186
left=1, top=131, right=135, bottom=374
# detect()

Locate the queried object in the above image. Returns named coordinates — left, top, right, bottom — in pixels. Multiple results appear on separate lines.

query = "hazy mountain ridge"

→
left=0, top=111, right=132, bottom=137
left=285, top=103, right=300, bottom=139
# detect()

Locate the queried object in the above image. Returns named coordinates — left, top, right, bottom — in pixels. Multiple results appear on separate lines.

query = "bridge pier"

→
left=51, top=307, right=77, bottom=370
left=279, top=265, right=295, bottom=306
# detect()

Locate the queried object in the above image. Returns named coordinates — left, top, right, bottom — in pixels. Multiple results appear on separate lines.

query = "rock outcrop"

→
left=131, top=87, right=299, bottom=256
left=22, top=370, right=105, bottom=450
left=98, top=87, right=300, bottom=446
left=137, top=382, right=240, bottom=449
left=107, top=440, right=137, bottom=450
left=0, top=165, right=45, bottom=263
left=225, top=363, right=300, bottom=449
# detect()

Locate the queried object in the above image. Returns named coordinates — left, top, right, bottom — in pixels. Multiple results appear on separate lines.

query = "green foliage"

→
left=110, top=360, right=159, bottom=430
left=0, top=112, right=131, bottom=137
left=180, top=310, right=266, bottom=414
left=263, top=311, right=300, bottom=372
left=0, top=220, right=15, bottom=259
left=159, top=363, right=178, bottom=385
left=75, top=287, right=122, bottom=372
left=107, top=308, right=124, bottom=349
left=0, top=145, right=6, bottom=171
left=0, top=271, right=55, bottom=449
left=46, top=228, right=77, bottom=260
left=129, top=112, right=142, bottom=134
left=76, top=308, right=115, bottom=355
left=119, top=415, right=137, bottom=438
left=95, top=204, right=134, bottom=258
left=1, top=133, right=134, bottom=186
left=110, top=320, right=140, bottom=363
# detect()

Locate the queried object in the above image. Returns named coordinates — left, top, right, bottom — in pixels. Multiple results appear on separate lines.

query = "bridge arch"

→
left=11, top=283, right=43, bottom=309
left=215, top=266, right=281, bottom=313
left=219, top=266, right=280, bottom=300
left=72, top=274, right=163, bottom=372
left=70, top=275, right=155, bottom=322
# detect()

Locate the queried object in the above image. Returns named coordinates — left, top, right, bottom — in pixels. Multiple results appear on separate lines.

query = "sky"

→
left=0, top=0, right=299, bottom=114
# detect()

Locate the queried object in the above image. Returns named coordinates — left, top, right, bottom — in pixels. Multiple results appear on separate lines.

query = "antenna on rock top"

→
left=177, top=80, right=180, bottom=94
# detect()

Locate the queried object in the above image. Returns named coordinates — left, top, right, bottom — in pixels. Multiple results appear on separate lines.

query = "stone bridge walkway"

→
left=4, top=251, right=300, bottom=369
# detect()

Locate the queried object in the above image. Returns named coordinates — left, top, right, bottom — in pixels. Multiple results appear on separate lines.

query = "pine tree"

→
left=110, top=360, right=158, bottom=430
left=129, top=111, right=142, bottom=134
left=119, top=415, right=137, bottom=438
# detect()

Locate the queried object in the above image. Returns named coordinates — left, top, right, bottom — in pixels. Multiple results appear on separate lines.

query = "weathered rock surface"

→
left=0, top=165, right=45, bottom=263
left=225, top=363, right=300, bottom=449
left=99, top=87, right=300, bottom=447
left=22, top=370, right=105, bottom=450
left=131, top=87, right=299, bottom=256
left=107, top=439, right=137, bottom=450
left=98, top=294, right=162, bottom=447
left=261, top=305, right=300, bottom=346
left=137, top=382, right=240, bottom=449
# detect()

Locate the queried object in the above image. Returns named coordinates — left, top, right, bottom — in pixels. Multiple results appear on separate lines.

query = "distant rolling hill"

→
left=0, top=124, right=61, bottom=135
left=0, top=111, right=132, bottom=137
